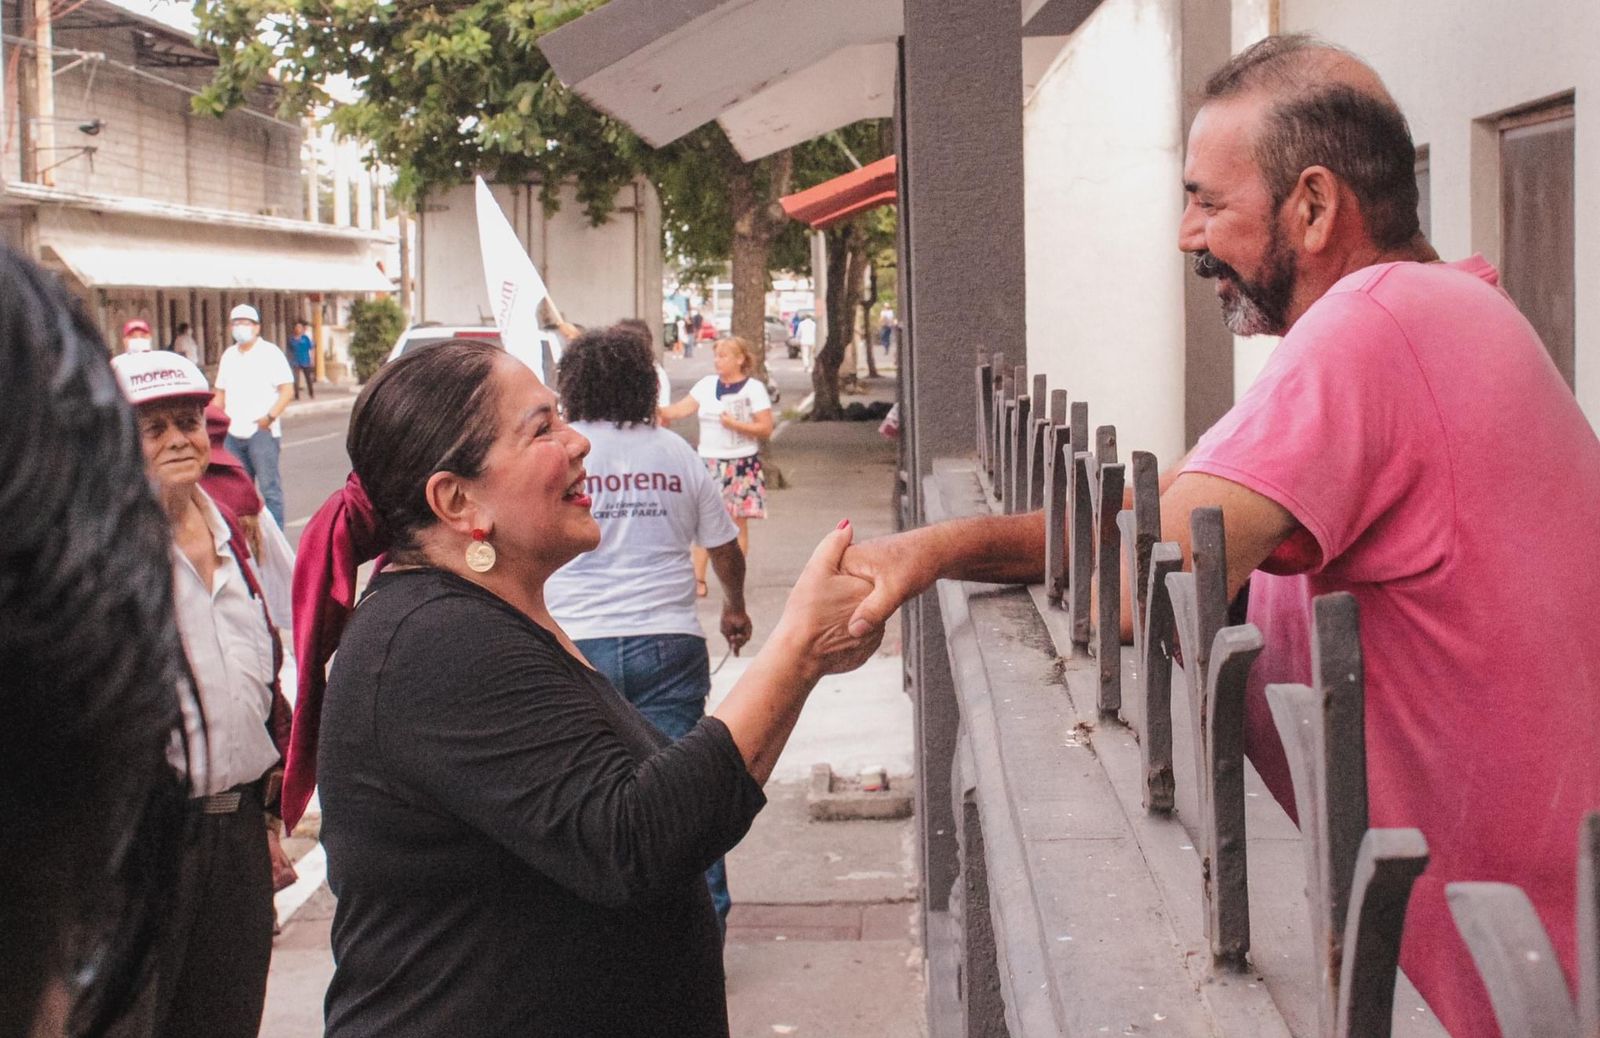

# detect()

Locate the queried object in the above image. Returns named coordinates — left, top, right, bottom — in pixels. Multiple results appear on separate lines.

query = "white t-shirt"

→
left=546, top=421, right=739, bottom=640
left=656, top=363, right=673, bottom=408
left=690, top=375, right=772, bottom=460
left=215, top=339, right=294, bottom=438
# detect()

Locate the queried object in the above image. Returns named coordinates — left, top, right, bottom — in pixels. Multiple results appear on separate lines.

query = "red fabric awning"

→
left=780, top=155, right=898, bottom=230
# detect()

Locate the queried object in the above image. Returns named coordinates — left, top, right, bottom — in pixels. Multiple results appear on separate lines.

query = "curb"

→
left=285, top=393, right=359, bottom=419
left=773, top=393, right=816, bottom=442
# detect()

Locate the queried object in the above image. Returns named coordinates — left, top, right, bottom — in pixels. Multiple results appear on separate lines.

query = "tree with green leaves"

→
left=193, top=0, right=804, bottom=377
left=778, top=121, right=896, bottom=420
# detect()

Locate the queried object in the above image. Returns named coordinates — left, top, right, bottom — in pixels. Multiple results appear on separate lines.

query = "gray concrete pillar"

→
left=900, top=0, right=1027, bottom=498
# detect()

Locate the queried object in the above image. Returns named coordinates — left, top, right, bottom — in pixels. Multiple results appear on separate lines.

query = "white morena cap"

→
left=110, top=351, right=213, bottom=408
left=230, top=303, right=261, bottom=323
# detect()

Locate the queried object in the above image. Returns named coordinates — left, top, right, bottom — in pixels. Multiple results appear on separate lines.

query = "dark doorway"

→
left=1499, top=99, right=1575, bottom=388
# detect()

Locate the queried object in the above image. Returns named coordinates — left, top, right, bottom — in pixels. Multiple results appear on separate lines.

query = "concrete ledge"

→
left=808, top=763, right=915, bottom=821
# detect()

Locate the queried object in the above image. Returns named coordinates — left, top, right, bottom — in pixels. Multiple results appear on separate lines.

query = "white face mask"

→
left=231, top=324, right=257, bottom=344
left=124, top=336, right=152, bottom=353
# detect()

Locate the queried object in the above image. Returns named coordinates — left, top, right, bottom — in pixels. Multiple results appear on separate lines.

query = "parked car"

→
left=764, top=316, right=789, bottom=357
left=385, top=324, right=503, bottom=364
left=386, top=324, right=564, bottom=378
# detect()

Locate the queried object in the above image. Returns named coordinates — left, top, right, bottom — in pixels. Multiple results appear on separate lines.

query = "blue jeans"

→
left=225, top=430, right=284, bottom=526
left=575, top=633, right=730, bottom=932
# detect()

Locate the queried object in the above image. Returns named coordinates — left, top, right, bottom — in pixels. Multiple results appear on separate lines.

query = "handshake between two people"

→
left=767, top=521, right=939, bottom=680
left=714, top=520, right=971, bottom=783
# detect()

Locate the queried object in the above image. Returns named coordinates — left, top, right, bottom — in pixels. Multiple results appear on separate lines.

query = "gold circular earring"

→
left=465, top=527, right=497, bottom=573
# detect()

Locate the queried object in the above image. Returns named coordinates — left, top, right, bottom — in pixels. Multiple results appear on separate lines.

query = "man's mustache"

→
left=1192, top=251, right=1239, bottom=281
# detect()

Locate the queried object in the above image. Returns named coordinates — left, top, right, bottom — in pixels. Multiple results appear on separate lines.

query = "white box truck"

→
left=415, top=176, right=663, bottom=337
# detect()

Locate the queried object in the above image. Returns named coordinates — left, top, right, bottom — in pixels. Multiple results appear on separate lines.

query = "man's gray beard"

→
left=1221, top=290, right=1278, bottom=336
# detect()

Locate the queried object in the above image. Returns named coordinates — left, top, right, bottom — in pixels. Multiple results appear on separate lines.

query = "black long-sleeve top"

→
left=319, top=568, right=766, bottom=1037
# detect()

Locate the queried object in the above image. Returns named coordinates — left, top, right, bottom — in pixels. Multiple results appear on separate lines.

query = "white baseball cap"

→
left=110, top=351, right=214, bottom=408
left=229, top=303, right=261, bottom=323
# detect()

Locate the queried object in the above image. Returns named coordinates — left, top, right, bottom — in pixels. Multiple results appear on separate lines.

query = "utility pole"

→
left=397, top=207, right=412, bottom=320
left=305, top=118, right=319, bottom=222
left=32, top=0, right=55, bottom=185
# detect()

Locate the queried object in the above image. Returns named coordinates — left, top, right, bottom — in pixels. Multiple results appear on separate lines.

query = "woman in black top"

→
left=294, top=340, right=881, bottom=1037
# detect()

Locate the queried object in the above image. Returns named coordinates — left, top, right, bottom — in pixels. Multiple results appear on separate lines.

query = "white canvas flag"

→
left=474, top=176, right=556, bottom=381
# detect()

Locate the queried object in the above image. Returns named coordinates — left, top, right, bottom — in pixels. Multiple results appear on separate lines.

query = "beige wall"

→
left=417, top=177, right=663, bottom=333
left=1023, top=0, right=1189, bottom=467
left=2, top=10, right=302, bottom=217
left=1281, top=0, right=1600, bottom=421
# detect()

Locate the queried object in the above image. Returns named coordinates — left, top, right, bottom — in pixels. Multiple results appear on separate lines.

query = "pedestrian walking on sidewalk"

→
left=122, top=317, right=154, bottom=355
left=549, top=325, right=752, bottom=935
left=1, top=246, right=192, bottom=1038
left=170, top=321, right=200, bottom=362
left=659, top=336, right=774, bottom=599
left=108, top=349, right=298, bottom=1038
left=289, top=318, right=316, bottom=400
left=213, top=303, right=293, bottom=526
left=288, top=338, right=881, bottom=1037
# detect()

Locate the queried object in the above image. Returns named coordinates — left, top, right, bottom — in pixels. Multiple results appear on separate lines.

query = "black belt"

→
left=191, top=781, right=260, bottom=815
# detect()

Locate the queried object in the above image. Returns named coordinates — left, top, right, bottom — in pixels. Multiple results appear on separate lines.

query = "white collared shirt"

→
left=168, top=489, right=281, bottom=796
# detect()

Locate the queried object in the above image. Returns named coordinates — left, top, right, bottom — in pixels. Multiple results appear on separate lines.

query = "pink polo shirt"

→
left=1186, top=257, right=1600, bottom=1038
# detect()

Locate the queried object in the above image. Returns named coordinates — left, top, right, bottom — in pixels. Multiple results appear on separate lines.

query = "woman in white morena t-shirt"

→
left=659, top=335, right=774, bottom=597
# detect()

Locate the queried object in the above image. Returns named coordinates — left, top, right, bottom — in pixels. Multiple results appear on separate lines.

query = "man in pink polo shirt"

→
left=840, top=34, right=1600, bottom=1037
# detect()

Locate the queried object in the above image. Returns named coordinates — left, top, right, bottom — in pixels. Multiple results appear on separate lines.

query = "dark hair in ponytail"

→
left=346, top=339, right=505, bottom=558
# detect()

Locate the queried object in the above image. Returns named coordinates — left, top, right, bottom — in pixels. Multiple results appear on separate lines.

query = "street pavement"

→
left=260, top=350, right=925, bottom=1037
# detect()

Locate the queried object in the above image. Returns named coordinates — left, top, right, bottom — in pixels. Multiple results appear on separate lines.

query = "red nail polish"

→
left=837, top=519, right=850, bottom=530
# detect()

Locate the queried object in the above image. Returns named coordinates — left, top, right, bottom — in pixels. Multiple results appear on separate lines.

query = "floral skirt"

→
left=703, top=454, right=767, bottom=520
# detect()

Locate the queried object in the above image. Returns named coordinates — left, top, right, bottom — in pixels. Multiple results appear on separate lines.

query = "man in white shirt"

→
left=213, top=303, right=294, bottom=525
left=170, top=321, right=200, bottom=363
left=797, top=313, right=817, bottom=370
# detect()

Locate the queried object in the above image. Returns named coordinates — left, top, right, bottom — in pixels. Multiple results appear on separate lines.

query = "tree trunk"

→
left=862, top=259, right=880, bottom=378
left=723, top=143, right=793, bottom=382
left=811, top=222, right=867, bottom=419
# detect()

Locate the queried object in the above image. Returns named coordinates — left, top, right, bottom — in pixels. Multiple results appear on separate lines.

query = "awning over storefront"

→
left=539, top=0, right=1085, bottom=161
left=781, top=156, right=898, bottom=230
left=37, top=208, right=393, bottom=293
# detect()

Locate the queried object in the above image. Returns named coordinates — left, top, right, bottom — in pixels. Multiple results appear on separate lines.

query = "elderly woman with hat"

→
left=109, top=349, right=296, bottom=1038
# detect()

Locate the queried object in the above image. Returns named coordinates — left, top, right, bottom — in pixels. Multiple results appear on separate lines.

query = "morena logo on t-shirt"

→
left=585, top=472, right=685, bottom=496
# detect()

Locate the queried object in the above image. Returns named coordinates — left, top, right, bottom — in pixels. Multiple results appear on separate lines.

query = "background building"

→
left=0, top=0, right=394, bottom=369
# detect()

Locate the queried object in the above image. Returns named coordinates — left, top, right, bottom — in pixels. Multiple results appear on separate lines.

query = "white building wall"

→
left=1023, top=0, right=1188, bottom=466
left=1281, top=0, right=1600, bottom=422
left=417, top=177, right=664, bottom=334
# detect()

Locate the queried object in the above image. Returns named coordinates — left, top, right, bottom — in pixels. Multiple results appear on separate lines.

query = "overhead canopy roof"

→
left=781, top=156, right=897, bottom=230
left=39, top=208, right=393, bottom=293
left=541, top=0, right=1100, bottom=160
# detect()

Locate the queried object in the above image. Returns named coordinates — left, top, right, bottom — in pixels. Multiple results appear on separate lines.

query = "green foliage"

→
left=770, top=121, right=896, bottom=277
left=193, top=0, right=645, bottom=221
left=348, top=296, right=407, bottom=382
left=192, top=0, right=895, bottom=318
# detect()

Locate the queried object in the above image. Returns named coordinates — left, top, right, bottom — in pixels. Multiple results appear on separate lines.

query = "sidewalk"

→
left=261, top=398, right=925, bottom=1038
left=283, top=380, right=360, bottom=419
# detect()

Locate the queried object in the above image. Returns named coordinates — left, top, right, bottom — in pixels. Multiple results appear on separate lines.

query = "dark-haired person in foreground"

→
left=289, top=339, right=880, bottom=1036
left=548, top=325, right=751, bottom=934
left=0, top=245, right=191, bottom=1038
left=841, top=35, right=1600, bottom=1037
